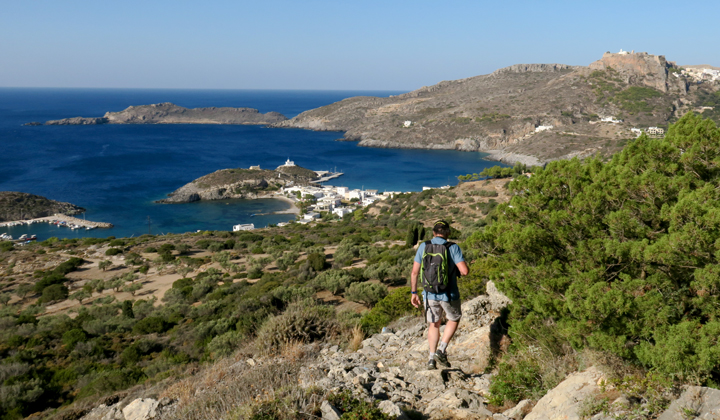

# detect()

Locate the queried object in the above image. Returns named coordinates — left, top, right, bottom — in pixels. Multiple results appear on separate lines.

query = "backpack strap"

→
left=444, top=242, right=460, bottom=277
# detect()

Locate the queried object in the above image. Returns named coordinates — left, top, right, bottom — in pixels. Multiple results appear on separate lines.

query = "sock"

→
left=429, top=351, right=435, bottom=361
left=438, top=341, right=448, bottom=353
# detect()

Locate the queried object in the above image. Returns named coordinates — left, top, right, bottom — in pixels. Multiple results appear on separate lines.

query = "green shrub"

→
left=41, top=284, right=69, bottom=302
left=109, top=239, right=125, bottom=247
left=306, top=252, right=327, bottom=272
left=255, top=299, right=336, bottom=351
left=313, top=269, right=356, bottom=295
left=360, top=286, right=419, bottom=334
left=133, top=316, right=170, bottom=334
left=345, top=282, right=388, bottom=308
left=468, top=113, right=720, bottom=383
left=327, top=390, right=393, bottom=419
left=144, top=246, right=158, bottom=253
left=488, top=359, right=543, bottom=405
left=207, top=330, right=245, bottom=358
left=105, top=248, right=122, bottom=256
left=62, top=328, right=87, bottom=349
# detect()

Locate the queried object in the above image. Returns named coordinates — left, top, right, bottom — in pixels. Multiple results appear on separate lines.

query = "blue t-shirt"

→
left=414, top=237, right=464, bottom=302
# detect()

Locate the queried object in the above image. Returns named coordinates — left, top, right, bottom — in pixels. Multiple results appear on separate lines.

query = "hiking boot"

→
left=434, top=350, right=451, bottom=368
left=427, top=359, right=437, bottom=370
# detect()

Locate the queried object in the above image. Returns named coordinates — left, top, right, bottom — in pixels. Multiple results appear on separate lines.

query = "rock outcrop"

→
left=523, top=367, right=605, bottom=420
left=0, top=191, right=85, bottom=222
left=300, top=282, right=512, bottom=420
left=43, top=103, right=287, bottom=126
left=157, top=166, right=317, bottom=204
left=274, top=51, right=716, bottom=165
left=657, top=386, right=720, bottom=420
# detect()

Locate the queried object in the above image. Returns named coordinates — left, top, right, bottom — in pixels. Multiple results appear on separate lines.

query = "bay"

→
left=0, top=88, right=505, bottom=239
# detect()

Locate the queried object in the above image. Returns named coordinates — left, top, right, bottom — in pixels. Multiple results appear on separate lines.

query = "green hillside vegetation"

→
left=466, top=112, right=720, bottom=405
left=0, top=186, right=494, bottom=419
left=2, top=113, right=720, bottom=418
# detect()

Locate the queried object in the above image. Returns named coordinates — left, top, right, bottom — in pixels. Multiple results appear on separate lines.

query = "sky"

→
left=1, top=0, right=719, bottom=91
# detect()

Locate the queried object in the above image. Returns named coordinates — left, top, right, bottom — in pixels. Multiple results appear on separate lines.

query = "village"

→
left=233, top=159, right=451, bottom=231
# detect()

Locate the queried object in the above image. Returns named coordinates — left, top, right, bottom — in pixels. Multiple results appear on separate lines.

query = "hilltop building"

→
left=233, top=223, right=255, bottom=231
left=281, top=158, right=295, bottom=167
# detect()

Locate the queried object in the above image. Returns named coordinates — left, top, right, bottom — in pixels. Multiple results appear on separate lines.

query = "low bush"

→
left=360, top=286, right=419, bottom=334
left=255, top=299, right=336, bottom=352
left=345, top=282, right=387, bottom=308
left=105, top=248, right=122, bottom=256
left=327, top=390, right=393, bottom=420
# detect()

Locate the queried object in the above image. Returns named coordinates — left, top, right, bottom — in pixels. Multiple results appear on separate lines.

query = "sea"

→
left=0, top=88, right=505, bottom=240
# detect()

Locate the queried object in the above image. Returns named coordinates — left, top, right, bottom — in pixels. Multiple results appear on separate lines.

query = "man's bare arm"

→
left=456, top=261, right=469, bottom=277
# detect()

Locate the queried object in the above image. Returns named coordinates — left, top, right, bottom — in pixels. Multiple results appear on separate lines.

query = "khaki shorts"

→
left=425, top=298, right=462, bottom=323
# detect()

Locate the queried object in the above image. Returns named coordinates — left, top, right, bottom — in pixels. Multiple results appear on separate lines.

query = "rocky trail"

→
left=74, top=282, right=720, bottom=420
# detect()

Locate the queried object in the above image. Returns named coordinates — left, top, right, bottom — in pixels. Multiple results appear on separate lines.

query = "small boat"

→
left=18, top=234, right=27, bottom=240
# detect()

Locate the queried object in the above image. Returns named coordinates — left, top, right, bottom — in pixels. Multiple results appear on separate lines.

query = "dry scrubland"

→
left=3, top=113, right=720, bottom=420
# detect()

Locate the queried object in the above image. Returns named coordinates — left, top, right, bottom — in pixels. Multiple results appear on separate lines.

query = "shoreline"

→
left=264, top=194, right=300, bottom=215
left=0, top=213, right=113, bottom=230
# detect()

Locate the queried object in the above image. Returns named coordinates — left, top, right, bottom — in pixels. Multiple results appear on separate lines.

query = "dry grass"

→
left=161, top=344, right=321, bottom=420
left=348, top=325, right=364, bottom=352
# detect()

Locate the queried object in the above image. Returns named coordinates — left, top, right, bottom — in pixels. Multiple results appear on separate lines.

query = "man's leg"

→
left=440, top=319, right=459, bottom=347
left=428, top=320, right=441, bottom=354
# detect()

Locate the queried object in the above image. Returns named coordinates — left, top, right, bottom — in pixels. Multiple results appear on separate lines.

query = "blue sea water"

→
left=0, top=88, right=505, bottom=239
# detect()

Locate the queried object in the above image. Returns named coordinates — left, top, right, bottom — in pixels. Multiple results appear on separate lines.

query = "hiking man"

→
left=410, top=220, right=469, bottom=369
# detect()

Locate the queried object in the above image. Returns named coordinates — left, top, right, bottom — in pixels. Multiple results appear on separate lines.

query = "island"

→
left=157, top=160, right=320, bottom=204
left=39, top=102, right=288, bottom=125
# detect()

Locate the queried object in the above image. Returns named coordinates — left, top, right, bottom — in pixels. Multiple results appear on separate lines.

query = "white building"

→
left=281, top=158, right=295, bottom=167
left=403, top=120, right=412, bottom=128
left=346, top=190, right=365, bottom=201
left=233, top=223, right=255, bottom=231
left=600, top=116, right=623, bottom=124
left=333, top=208, right=353, bottom=218
left=362, top=196, right=380, bottom=207
left=535, top=125, right=553, bottom=132
left=303, top=212, right=321, bottom=220
left=336, top=187, right=348, bottom=196
left=647, top=127, right=665, bottom=137
left=631, top=128, right=642, bottom=137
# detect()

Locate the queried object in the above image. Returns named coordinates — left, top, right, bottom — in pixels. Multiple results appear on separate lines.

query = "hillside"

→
left=0, top=191, right=84, bottom=222
left=156, top=164, right=318, bottom=203
left=274, top=51, right=720, bottom=165
left=42, top=103, right=287, bottom=125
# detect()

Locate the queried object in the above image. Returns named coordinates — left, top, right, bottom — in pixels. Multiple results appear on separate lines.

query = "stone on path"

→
left=524, top=366, right=605, bottom=420
left=503, top=399, right=533, bottom=420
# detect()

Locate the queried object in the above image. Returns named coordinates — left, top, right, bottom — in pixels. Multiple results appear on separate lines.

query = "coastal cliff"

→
left=0, top=192, right=85, bottom=222
left=43, top=103, right=287, bottom=125
left=273, top=51, right=717, bottom=164
left=157, top=165, right=318, bottom=204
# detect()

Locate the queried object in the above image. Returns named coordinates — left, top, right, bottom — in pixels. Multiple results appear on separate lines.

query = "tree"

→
left=122, top=282, right=143, bottom=296
left=345, top=282, right=388, bottom=308
left=468, top=113, right=720, bottom=383
left=89, top=279, right=106, bottom=294
left=98, top=260, right=112, bottom=272
left=15, top=283, right=34, bottom=300
left=70, top=288, right=91, bottom=305
left=177, top=266, right=193, bottom=278
left=41, top=284, right=69, bottom=303
left=0, top=293, right=10, bottom=306
left=307, top=252, right=327, bottom=272
left=138, top=265, right=150, bottom=276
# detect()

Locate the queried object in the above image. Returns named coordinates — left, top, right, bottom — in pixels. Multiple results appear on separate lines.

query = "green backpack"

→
left=420, top=240, right=455, bottom=294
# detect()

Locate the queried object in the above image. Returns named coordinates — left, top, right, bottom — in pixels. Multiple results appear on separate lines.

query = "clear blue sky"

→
left=1, top=0, right=718, bottom=91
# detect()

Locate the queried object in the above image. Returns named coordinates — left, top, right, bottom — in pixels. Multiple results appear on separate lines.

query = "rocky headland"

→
left=0, top=191, right=85, bottom=222
left=41, top=102, right=288, bottom=126
left=273, top=51, right=720, bottom=165
left=156, top=164, right=318, bottom=204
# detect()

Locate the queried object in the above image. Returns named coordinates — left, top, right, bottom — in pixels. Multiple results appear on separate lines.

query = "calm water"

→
left=0, top=88, right=504, bottom=239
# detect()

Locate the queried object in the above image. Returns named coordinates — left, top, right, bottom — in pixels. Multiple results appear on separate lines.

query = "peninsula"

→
left=0, top=192, right=85, bottom=222
left=273, top=50, right=720, bottom=165
left=157, top=160, right=320, bottom=204
left=39, top=102, right=288, bottom=125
